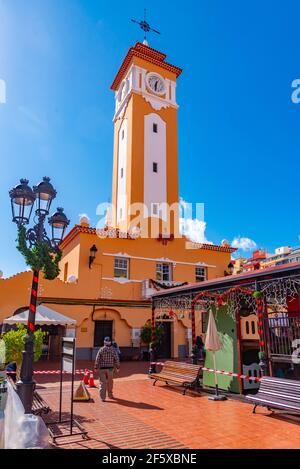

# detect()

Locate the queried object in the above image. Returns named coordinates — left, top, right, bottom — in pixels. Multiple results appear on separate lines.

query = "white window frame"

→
left=195, top=266, right=207, bottom=282
left=114, top=258, right=129, bottom=278
left=156, top=263, right=172, bottom=282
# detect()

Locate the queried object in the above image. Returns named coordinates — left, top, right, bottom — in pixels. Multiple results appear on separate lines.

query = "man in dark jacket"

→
left=94, top=336, right=120, bottom=401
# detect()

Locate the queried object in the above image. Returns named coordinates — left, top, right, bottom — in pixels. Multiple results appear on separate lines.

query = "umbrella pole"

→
left=208, top=351, right=227, bottom=401
left=213, top=352, right=219, bottom=397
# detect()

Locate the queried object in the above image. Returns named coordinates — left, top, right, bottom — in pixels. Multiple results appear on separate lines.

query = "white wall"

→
left=144, top=113, right=167, bottom=219
left=116, top=119, right=127, bottom=224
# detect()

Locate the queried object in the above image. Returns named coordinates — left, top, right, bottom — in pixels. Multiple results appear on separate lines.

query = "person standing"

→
left=94, top=336, right=120, bottom=402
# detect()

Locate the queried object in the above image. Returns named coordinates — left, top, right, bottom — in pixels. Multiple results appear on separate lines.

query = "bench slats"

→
left=149, top=361, right=202, bottom=395
left=246, top=376, right=300, bottom=414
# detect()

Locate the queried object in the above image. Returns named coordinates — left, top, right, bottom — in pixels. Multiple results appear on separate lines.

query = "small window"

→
left=156, top=263, right=172, bottom=282
left=121, top=129, right=125, bottom=140
left=119, top=208, right=123, bottom=219
left=153, top=162, right=158, bottom=173
left=120, top=168, right=124, bottom=178
left=153, top=123, right=158, bottom=133
left=64, top=262, right=68, bottom=282
left=195, top=267, right=206, bottom=282
left=114, top=258, right=129, bottom=278
left=152, top=203, right=159, bottom=216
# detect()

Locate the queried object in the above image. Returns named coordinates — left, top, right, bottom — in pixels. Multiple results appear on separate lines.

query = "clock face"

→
left=146, top=73, right=166, bottom=95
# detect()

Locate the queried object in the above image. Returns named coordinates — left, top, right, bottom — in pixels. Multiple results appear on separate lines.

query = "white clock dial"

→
left=146, top=73, right=166, bottom=95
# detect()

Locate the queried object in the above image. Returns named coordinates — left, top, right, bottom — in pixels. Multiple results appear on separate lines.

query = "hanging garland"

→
left=17, top=225, right=62, bottom=280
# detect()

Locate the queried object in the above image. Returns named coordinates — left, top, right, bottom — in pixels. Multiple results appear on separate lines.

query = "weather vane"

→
left=131, top=9, right=160, bottom=45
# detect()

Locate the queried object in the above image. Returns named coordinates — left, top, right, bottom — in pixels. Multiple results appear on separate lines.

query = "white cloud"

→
left=232, top=236, right=257, bottom=252
left=179, top=198, right=212, bottom=244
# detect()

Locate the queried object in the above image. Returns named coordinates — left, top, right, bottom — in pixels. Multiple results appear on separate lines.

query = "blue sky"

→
left=0, top=0, right=299, bottom=277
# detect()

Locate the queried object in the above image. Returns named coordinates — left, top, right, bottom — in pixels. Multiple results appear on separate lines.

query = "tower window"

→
left=152, top=203, right=159, bottom=216
left=153, top=162, right=158, bottom=173
left=64, top=263, right=69, bottom=282
left=120, top=168, right=124, bottom=178
left=119, top=208, right=123, bottom=219
left=121, top=129, right=125, bottom=140
left=153, top=123, right=158, bottom=133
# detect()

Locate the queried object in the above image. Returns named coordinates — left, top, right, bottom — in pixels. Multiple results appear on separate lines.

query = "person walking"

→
left=94, top=336, right=120, bottom=402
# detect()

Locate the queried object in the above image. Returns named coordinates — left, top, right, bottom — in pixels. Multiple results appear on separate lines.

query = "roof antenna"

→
left=131, top=9, right=160, bottom=46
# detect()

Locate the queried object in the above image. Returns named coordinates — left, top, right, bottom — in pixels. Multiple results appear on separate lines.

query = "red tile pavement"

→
left=34, top=361, right=300, bottom=449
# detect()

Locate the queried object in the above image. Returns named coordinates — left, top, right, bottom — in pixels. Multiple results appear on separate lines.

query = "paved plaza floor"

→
left=35, top=361, right=300, bottom=449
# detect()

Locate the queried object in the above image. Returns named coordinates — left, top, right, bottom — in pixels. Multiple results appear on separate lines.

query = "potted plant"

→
left=140, top=322, right=164, bottom=360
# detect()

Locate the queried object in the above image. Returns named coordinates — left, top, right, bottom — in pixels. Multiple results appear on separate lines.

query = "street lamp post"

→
left=9, top=177, right=69, bottom=413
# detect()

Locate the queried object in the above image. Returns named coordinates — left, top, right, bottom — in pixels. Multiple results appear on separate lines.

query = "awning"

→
left=4, top=305, right=76, bottom=326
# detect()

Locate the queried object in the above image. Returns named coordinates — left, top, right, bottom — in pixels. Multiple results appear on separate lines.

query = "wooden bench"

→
left=149, top=361, right=203, bottom=395
left=7, top=376, right=51, bottom=416
left=31, top=390, right=51, bottom=416
left=246, top=376, right=300, bottom=415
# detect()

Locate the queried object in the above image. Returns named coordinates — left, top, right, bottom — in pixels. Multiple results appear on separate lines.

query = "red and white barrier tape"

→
left=5, top=369, right=93, bottom=375
left=5, top=365, right=261, bottom=382
left=150, top=363, right=261, bottom=382
left=201, top=366, right=261, bottom=382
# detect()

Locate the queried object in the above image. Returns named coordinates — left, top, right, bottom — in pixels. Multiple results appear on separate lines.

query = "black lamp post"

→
left=89, top=244, right=98, bottom=268
left=9, top=177, right=69, bottom=413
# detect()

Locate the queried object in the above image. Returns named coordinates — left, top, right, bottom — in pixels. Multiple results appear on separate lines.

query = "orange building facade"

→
left=0, top=42, right=235, bottom=360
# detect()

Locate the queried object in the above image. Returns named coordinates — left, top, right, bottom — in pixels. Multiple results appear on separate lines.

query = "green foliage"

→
left=1, top=324, right=46, bottom=366
left=258, top=351, right=266, bottom=360
left=0, top=339, right=6, bottom=371
left=252, top=291, right=263, bottom=299
left=17, top=225, right=62, bottom=280
left=140, top=322, right=165, bottom=345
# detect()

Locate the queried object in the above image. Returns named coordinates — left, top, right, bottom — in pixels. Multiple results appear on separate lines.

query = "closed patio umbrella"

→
left=205, top=309, right=227, bottom=401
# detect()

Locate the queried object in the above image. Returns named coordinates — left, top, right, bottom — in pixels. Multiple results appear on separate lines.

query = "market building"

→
left=151, top=262, right=300, bottom=394
left=0, top=41, right=235, bottom=360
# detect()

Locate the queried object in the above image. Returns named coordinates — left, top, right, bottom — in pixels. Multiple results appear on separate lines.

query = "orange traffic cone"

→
left=88, top=371, right=96, bottom=388
left=83, top=369, right=89, bottom=385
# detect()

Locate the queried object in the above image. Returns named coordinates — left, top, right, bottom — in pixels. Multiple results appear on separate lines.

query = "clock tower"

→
left=110, top=42, right=182, bottom=237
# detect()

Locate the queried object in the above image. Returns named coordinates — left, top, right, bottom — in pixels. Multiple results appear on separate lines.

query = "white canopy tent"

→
left=3, top=305, right=76, bottom=327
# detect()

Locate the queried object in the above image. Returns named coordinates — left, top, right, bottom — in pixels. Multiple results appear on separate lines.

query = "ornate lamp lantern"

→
left=48, top=207, right=70, bottom=246
left=33, top=177, right=57, bottom=215
left=9, top=178, right=36, bottom=225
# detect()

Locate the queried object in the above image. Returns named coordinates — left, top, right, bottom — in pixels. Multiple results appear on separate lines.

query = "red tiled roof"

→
left=61, top=225, right=237, bottom=253
left=60, top=225, right=96, bottom=249
left=111, top=42, right=182, bottom=91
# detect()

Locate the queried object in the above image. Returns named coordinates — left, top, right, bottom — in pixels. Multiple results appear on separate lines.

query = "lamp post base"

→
left=16, top=380, right=35, bottom=414
left=16, top=333, right=35, bottom=414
